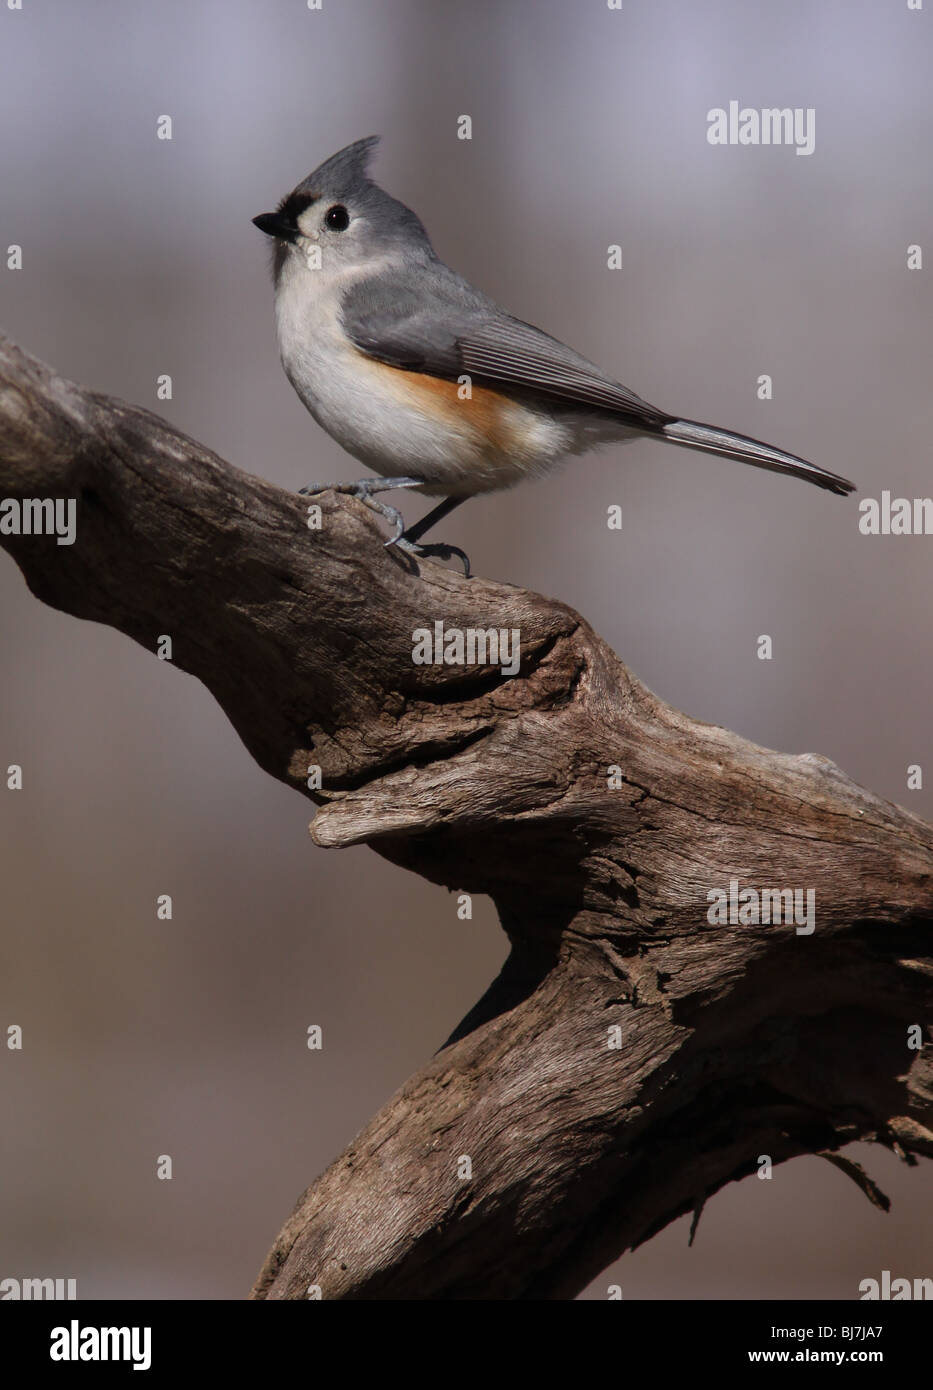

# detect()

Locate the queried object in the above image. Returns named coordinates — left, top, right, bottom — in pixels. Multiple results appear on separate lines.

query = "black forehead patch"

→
left=276, top=191, right=317, bottom=225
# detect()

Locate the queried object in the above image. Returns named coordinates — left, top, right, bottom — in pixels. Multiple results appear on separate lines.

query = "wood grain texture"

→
left=1, top=331, right=931, bottom=1301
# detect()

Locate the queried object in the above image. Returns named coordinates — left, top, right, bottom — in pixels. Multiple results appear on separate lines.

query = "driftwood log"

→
left=1, top=332, right=931, bottom=1300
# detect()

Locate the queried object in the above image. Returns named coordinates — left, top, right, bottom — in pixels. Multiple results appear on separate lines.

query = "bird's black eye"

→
left=325, top=204, right=350, bottom=231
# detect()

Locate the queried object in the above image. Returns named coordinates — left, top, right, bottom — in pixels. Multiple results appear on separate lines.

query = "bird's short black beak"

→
left=252, top=212, right=299, bottom=244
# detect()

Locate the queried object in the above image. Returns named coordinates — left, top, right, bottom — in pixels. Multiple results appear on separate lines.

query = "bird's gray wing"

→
left=340, top=267, right=671, bottom=428
left=340, top=266, right=855, bottom=497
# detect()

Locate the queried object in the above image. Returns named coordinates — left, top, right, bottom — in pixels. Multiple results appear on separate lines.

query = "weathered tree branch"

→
left=1, top=332, right=931, bottom=1300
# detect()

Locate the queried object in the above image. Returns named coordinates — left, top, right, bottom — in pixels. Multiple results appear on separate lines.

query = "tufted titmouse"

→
left=253, top=137, right=854, bottom=576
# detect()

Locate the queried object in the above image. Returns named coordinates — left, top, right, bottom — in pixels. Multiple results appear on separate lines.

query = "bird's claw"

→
left=298, top=482, right=405, bottom=538
left=386, top=534, right=472, bottom=578
left=298, top=479, right=469, bottom=575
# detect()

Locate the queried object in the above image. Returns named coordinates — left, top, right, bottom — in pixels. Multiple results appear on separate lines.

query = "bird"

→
left=253, top=137, right=854, bottom=577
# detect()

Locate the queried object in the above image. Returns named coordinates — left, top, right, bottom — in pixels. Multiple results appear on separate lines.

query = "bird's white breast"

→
left=272, top=256, right=585, bottom=496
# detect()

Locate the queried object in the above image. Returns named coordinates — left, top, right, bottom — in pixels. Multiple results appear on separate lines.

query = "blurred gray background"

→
left=1, top=0, right=931, bottom=1299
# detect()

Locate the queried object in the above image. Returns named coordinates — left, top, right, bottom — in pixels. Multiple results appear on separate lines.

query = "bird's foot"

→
left=298, top=477, right=425, bottom=543
left=298, top=478, right=470, bottom=575
left=386, top=534, right=472, bottom=578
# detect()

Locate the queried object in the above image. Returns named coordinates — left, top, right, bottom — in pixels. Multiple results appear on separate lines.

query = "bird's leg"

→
left=395, top=495, right=466, bottom=545
left=298, top=476, right=425, bottom=543
left=393, top=501, right=472, bottom=575
left=298, top=479, right=472, bottom=577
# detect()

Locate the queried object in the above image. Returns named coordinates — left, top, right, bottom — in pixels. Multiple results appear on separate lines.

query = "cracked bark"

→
left=1, top=331, right=931, bottom=1301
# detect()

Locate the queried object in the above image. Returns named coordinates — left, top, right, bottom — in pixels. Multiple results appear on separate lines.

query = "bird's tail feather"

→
left=660, top=418, right=855, bottom=496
